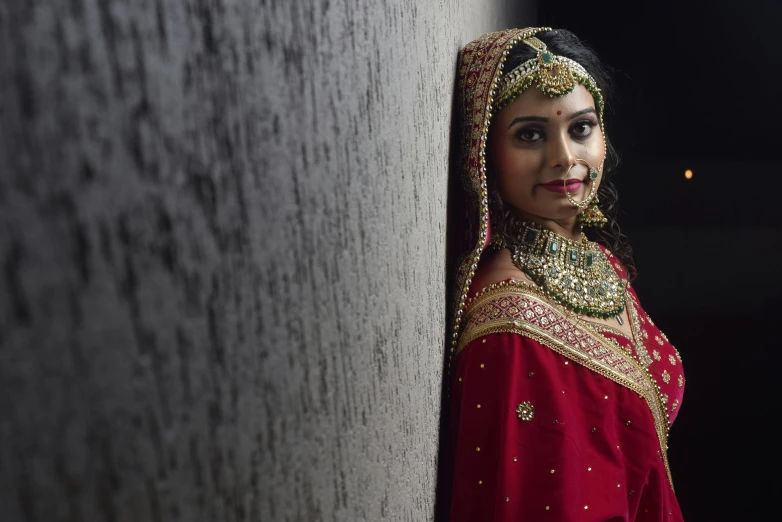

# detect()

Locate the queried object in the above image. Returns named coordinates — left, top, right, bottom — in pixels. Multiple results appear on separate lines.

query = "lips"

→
left=540, top=178, right=583, bottom=194
left=541, top=178, right=583, bottom=187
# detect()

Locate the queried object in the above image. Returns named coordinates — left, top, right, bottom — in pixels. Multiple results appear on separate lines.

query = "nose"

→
left=548, top=131, right=577, bottom=175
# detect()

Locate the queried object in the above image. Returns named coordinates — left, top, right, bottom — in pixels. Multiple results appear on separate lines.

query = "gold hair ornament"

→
left=494, top=36, right=605, bottom=126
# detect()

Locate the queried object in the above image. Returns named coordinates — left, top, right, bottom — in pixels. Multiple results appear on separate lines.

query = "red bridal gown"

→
left=448, top=251, right=685, bottom=521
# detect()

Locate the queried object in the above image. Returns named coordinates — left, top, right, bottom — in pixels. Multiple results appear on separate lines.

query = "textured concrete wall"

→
left=0, top=1, right=532, bottom=521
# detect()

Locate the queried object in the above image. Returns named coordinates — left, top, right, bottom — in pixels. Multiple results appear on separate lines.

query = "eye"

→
left=571, top=120, right=596, bottom=138
left=516, top=127, right=544, bottom=142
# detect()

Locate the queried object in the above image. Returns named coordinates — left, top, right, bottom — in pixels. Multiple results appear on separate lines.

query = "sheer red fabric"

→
left=447, top=258, right=685, bottom=521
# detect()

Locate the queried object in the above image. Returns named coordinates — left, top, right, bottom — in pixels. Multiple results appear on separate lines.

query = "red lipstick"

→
left=540, top=178, right=582, bottom=194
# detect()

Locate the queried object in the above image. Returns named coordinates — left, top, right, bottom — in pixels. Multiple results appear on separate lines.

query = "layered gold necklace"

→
left=493, top=222, right=626, bottom=321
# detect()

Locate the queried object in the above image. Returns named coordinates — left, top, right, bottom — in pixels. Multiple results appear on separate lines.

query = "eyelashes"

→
left=570, top=119, right=596, bottom=138
left=514, top=118, right=599, bottom=142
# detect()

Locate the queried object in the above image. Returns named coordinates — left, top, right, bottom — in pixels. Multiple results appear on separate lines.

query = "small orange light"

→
left=684, top=169, right=693, bottom=179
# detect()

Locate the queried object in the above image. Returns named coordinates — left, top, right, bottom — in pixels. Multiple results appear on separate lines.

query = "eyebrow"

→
left=507, top=107, right=596, bottom=128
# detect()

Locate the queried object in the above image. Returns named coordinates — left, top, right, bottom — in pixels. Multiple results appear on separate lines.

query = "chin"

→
left=547, top=204, right=583, bottom=220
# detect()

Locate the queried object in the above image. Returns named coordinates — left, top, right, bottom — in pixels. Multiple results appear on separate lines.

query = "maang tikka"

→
left=493, top=36, right=605, bottom=122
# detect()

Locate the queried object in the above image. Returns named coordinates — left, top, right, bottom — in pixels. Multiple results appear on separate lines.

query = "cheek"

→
left=493, top=145, right=538, bottom=188
left=587, top=133, right=607, bottom=165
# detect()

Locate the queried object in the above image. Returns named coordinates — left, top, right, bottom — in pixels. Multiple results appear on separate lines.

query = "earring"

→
left=579, top=196, right=607, bottom=228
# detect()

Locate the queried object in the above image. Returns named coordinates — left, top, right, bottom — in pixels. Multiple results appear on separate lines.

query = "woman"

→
left=446, top=28, right=685, bottom=521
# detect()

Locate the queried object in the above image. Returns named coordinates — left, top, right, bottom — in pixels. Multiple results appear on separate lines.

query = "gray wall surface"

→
left=0, top=1, right=533, bottom=521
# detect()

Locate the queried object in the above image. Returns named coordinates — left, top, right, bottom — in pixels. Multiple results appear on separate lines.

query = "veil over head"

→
left=449, top=28, right=556, bottom=361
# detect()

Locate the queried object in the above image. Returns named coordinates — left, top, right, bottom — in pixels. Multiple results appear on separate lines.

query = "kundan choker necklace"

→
left=493, top=222, right=626, bottom=322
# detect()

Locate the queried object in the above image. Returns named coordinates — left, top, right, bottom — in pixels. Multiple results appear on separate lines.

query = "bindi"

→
left=556, top=110, right=562, bottom=116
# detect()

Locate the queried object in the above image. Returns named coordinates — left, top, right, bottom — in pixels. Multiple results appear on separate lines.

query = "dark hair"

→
left=486, top=29, right=637, bottom=280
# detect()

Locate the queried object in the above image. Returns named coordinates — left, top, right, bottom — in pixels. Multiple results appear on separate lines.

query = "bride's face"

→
left=489, top=83, right=606, bottom=222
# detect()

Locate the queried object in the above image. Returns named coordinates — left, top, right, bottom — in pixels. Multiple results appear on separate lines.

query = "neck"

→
left=518, top=213, right=582, bottom=242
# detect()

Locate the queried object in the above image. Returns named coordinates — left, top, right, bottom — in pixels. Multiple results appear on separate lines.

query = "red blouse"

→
left=447, top=253, right=685, bottom=521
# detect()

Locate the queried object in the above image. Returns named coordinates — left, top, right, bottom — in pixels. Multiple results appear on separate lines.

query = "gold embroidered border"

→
left=626, top=290, right=653, bottom=368
left=457, top=281, right=673, bottom=489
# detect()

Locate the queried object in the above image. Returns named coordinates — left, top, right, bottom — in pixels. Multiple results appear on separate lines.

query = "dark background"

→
left=538, top=1, right=782, bottom=519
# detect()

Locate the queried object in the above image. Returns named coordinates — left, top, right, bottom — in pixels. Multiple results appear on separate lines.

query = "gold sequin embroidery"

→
left=662, top=370, right=671, bottom=384
left=516, top=402, right=535, bottom=421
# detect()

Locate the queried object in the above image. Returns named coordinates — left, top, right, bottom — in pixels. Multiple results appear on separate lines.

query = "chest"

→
left=591, top=291, right=686, bottom=425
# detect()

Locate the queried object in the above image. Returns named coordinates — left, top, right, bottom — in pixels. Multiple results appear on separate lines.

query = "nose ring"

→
left=564, top=158, right=599, bottom=209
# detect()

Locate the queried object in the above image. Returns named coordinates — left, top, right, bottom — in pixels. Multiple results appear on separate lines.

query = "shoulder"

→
left=457, top=277, right=557, bottom=355
left=469, top=248, right=533, bottom=298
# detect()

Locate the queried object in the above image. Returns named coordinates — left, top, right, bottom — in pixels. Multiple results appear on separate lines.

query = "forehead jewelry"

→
left=494, top=36, right=605, bottom=125
left=565, top=159, right=600, bottom=209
